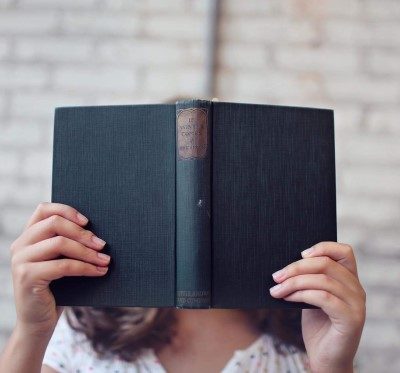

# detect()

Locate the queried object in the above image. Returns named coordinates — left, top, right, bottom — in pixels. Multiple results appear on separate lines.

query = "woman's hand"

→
left=269, top=241, right=366, bottom=373
left=9, top=202, right=110, bottom=337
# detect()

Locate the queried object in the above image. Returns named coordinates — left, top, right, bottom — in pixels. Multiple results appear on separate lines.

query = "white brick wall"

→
left=0, top=1, right=399, bottom=371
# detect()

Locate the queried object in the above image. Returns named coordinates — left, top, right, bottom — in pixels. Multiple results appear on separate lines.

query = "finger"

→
left=18, top=215, right=105, bottom=250
left=15, top=236, right=111, bottom=267
left=29, top=258, right=109, bottom=283
left=301, top=241, right=358, bottom=276
left=283, top=289, right=350, bottom=321
left=272, top=256, right=359, bottom=292
left=269, top=274, right=355, bottom=307
left=25, top=202, right=88, bottom=230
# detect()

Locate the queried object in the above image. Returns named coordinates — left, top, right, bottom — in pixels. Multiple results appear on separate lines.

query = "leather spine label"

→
left=176, top=108, right=208, bottom=160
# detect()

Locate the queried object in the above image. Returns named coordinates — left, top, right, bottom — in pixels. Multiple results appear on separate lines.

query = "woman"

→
left=0, top=202, right=366, bottom=372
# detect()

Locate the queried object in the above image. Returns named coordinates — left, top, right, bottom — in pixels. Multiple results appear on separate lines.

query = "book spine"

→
left=175, top=99, right=212, bottom=308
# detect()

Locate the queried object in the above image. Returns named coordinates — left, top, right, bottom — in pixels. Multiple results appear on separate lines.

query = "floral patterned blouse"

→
left=42, top=312, right=311, bottom=372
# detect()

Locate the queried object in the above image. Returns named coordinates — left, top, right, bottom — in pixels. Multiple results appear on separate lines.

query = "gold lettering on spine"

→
left=177, top=108, right=208, bottom=159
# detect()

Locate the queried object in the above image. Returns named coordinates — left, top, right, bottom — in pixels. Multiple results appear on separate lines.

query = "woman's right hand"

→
left=9, top=202, right=110, bottom=337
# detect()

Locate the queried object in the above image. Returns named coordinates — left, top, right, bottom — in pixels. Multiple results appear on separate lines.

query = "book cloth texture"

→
left=50, top=100, right=337, bottom=309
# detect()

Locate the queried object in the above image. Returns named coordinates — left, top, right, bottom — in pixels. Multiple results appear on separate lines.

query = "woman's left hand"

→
left=269, top=241, right=366, bottom=373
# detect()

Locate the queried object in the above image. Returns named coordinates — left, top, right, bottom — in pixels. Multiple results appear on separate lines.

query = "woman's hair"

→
left=66, top=306, right=304, bottom=363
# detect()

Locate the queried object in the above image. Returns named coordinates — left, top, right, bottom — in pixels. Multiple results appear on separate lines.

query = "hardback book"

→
left=50, top=99, right=337, bottom=309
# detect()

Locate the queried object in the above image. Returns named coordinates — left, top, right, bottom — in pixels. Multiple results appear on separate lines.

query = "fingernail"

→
left=97, top=266, right=108, bottom=273
left=97, top=252, right=110, bottom=262
left=301, top=246, right=315, bottom=257
left=272, top=269, right=285, bottom=281
left=269, top=284, right=282, bottom=294
left=92, top=235, right=106, bottom=247
left=77, top=212, right=89, bottom=225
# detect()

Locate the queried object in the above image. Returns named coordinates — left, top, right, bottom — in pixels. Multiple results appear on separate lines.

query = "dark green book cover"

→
left=50, top=100, right=336, bottom=309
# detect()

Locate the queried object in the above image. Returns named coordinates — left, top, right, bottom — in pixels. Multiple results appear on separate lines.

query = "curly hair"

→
left=65, top=307, right=305, bottom=363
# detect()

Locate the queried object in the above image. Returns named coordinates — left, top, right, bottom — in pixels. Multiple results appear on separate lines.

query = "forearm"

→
left=0, top=323, right=53, bottom=373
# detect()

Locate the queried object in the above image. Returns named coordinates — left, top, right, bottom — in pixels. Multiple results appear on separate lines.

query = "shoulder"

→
left=230, top=333, right=310, bottom=373
left=265, top=334, right=311, bottom=372
left=41, top=311, right=114, bottom=372
left=42, top=310, right=164, bottom=373
left=42, top=311, right=102, bottom=372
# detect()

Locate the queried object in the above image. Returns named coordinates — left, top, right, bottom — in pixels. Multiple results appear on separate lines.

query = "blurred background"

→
left=0, top=0, right=399, bottom=371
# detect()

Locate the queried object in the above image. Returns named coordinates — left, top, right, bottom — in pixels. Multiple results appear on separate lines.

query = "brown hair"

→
left=66, top=307, right=304, bottom=363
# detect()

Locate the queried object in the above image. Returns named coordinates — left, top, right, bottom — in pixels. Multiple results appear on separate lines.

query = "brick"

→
left=336, top=224, right=367, bottom=249
left=0, top=65, right=48, bottom=89
left=336, top=194, right=400, bottom=227
left=143, top=67, right=205, bottom=96
left=220, top=17, right=318, bottom=44
left=356, top=347, right=400, bottom=373
left=82, top=93, right=150, bottom=106
left=0, top=93, right=6, bottom=116
left=0, top=151, right=19, bottom=177
left=325, top=77, right=399, bottom=104
left=338, top=134, right=400, bottom=165
left=143, top=14, right=205, bottom=40
left=0, top=295, right=15, bottom=331
left=0, top=266, right=13, bottom=298
left=367, top=291, right=400, bottom=320
left=53, top=67, right=138, bottom=93
left=18, top=0, right=97, bottom=9
left=219, top=42, right=269, bottom=69
left=61, top=12, right=140, bottom=36
left=362, top=230, right=400, bottom=257
left=359, top=256, right=400, bottom=288
left=142, top=0, right=204, bottom=13
left=0, top=179, right=45, bottom=206
left=367, top=50, right=400, bottom=75
left=0, top=238, right=13, bottom=262
left=365, top=0, right=400, bottom=19
left=332, top=106, right=363, bottom=135
left=0, top=208, right=33, bottom=237
left=21, top=150, right=52, bottom=178
left=15, top=38, right=93, bottom=62
left=274, top=46, right=359, bottom=73
left=189, top=0, right=208, bottom=14
left=10, top=92, right=91, bottom=118
left=100, top=0, right=190, bottom=12
left=235, top=71, right=322, bottom=102
left=341, top=166, right=400, bottom=197
left=97, top=40, right=190, bottom=66
left=0, top=38, right=10, bottom=60
left=365, top=109, right=400, bottom=134
left=214, top=71, right=237, bottom=101
left=281, top=0, right=361, bottom=18
left=325, top=20, right=400, bottom=47
left=0, top=0, right=13, bottom=7
left=0, top=205, right=36, bottom=235
left=0, top=11, right=57, bottom=34
left=0, top=120, right=43, bottom=147
left=223, top=0, right=277, bottom=15
left=359, top=320, right=400, bottom=349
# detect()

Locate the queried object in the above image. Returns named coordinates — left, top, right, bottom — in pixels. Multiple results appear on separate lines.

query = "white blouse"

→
left=43, top=312, right=310, bottom=372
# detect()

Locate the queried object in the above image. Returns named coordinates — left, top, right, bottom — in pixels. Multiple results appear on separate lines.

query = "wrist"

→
left=14, top=320, right=55, bottom=342
left=0, top=322, right=53, bottom=373
left=311, top=362, right=353, bottom=373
